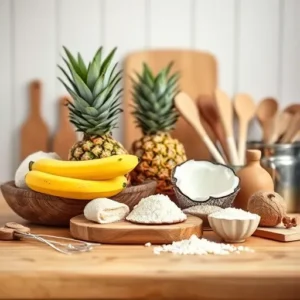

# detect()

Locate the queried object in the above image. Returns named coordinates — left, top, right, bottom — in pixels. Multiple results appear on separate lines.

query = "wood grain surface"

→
left=123, top=49, right=217, bottom=161
left=70, top=214, right=203, bottom=244
left=254, top=223, right=300, bottom=242
left=0, top=193, right=300, bottom=300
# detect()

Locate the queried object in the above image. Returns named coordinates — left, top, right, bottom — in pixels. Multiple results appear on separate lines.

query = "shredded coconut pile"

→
left=126, top=194, right=187, bottom=224
left=210, top=207, right=259, bottom=220
left=152, top=234, right=255, bottom=255
left=183, top=205, right=223, bottom=216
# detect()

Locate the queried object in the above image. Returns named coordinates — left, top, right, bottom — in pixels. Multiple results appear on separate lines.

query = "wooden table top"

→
left=0, top=194, right=300, bottom=300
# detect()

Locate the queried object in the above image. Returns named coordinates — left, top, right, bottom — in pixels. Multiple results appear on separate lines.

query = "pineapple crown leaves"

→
left=130, top=61, right=181, bottom=135
left=57, top=46, right=123, bottom=136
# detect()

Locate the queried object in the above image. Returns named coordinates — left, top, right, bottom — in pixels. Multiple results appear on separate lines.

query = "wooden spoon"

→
left=256, top=97, right=279, bottom=143
left=20, top=80, right=49, bottom=161
left=196, top=95, right=230, bottom=163
left=174, top=92, right=226, bottom=164
left=284, top=104, right=300, bottom=115
left=233, top=93, right=256, bottom=165
left=279, top=112, right=300, bottom=143
left=214, top=89, right=240, bottom=166
left=52, top=96, right=77, bottom=160
left=268, top=111, right=292, bottom=144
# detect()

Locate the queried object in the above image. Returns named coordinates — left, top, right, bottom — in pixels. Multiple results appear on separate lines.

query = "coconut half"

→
left=171, top=160, right=240, bottom=209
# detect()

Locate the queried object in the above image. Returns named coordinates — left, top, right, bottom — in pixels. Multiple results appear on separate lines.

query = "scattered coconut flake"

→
left=126, top=194, right=187, bottom=224
left=209, top=207, right=259, bottom=220
left=153, top=234, right=255, bottom=255
left=183, top=205, right=223, bottom=216
left=145, top=242, right=151, bottom=247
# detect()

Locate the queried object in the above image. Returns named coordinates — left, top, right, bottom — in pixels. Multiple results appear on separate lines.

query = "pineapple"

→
left=130, top=62, right=187, bottom=195
left=58, top=46, right=128, bottom=161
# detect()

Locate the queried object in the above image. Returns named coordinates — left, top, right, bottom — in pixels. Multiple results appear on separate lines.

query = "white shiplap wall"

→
left=0, top=0, right=299, bottom=181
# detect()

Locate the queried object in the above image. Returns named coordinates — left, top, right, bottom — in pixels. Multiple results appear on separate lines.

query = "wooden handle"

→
left=280, top=113, right=300, bottom=143
left=291, top=130, right=300, bottom=143
left=202, top=136, right=226, bottom=164
left=214, top=89, right=240, bottom=165
left=237, top=121, right=248, bottom=165
left=29, top=80, right=42, bottom=116
left=208, top=123, right=230, bottom=163
left=226, top=137, right=240, bottom=166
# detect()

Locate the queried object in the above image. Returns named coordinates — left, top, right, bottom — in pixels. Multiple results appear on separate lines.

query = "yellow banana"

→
left=29, top=154, right=139, bottom=180
left=25, top=170, right=127, bottom=200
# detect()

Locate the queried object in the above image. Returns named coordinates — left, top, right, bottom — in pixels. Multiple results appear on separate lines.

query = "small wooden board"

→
left=70, top=215, right=203, bottom=245
left=254, top=225, right=300, bottom=242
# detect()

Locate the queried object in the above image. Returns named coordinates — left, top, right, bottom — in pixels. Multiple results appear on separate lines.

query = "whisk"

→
left=0, top=222, right=98, bottom=255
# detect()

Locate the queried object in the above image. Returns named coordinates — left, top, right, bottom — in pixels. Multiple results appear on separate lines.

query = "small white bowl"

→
left=208, top=215, right=261, bottom=243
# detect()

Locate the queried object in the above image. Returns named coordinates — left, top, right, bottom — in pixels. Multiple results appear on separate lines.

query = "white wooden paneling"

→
left=149, top=0, right=193, bottom=48
left=57, top=0, right=102, bottom=141
left=194, top=0, right=236, bottom=95
left=237, top=0, right=281, bottom=141
left=56, top=0, right=102, bottom=95
left=13, top=0, right=56, bottom=167
left=280, top=0, right=300, bottom=107
left=103, top=0, right=147, bottom=143
left=0, top=0, right=12, bottom=181
left=237, top=0, right=281, bottom=100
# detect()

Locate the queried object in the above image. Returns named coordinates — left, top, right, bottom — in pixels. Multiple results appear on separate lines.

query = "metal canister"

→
left=247, top=141, right=300, bottom=213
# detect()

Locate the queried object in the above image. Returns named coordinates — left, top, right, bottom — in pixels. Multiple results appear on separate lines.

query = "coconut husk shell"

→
left=247, top=191, right=286, bottom=227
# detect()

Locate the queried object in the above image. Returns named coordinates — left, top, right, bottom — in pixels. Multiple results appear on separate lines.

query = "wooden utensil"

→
left=20, top=80, right=49, bottom=161
left=196, top=94, right=230, bottom=162
left=174, top=92, right=226, bottom=164
left=52, top=96, right=77, bottom=160
left=123, top=49, right=218, bottom=160
left=233, top=93, right=256, bottom=165
left=291, top=130, right=300, bottom=143
left=256, top=97, right=279, bottom=143
left=268, top=111, right=292, bottom=144
left=280, top=112, right=300, bottom=143
left=214, top=89, right=240, bottom=166
left=284, top=104, right=300, bottom=115
left=70, top=214, right=203, bottom=245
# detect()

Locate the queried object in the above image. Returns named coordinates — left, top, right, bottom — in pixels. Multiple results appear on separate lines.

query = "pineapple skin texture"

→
left=68, top=134, right=128, bottom=161
left=130, top=132, right=187, bottom=195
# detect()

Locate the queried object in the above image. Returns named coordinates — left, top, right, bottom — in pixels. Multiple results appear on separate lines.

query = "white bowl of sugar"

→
left=208, top=207, right=260, bottom=243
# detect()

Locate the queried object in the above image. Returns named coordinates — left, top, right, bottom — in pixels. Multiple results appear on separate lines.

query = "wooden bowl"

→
left=0, top=180, right=157, bottom=227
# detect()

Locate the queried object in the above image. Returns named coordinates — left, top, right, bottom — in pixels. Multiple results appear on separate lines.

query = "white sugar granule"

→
left=209, top=207, right=259, bottom=220
left=183, top=205, right=223, bottom=216
left=126, top=194, right=187, bottom=224
left=153, top=234, right=255, bottom=255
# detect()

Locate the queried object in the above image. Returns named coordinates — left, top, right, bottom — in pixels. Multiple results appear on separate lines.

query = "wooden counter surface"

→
left=0, top=194, right=300, bottom=300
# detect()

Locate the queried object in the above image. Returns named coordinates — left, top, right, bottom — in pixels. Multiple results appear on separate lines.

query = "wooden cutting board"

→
left=254, top=225, right=300, bottom=242
left=70, top=215, right=203, bottom=245
left=20, top=80, right=49, bottom=161
left=123, top=49, right=217, bottom=160
left=52, top=96, right=77, bottom=160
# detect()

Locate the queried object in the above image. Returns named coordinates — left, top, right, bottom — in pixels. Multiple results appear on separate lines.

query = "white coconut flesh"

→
left=173, top=160, right=239, bottom=202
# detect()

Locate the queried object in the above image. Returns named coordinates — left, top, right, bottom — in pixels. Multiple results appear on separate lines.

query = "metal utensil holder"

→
left=247, top=141, right=300, bottom=213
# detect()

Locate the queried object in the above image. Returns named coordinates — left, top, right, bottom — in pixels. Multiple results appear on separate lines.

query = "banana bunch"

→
left=25, top=154, right=139, bottom=200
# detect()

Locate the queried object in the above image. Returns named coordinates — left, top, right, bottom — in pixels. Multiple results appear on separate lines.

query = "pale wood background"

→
left=0, top=0, right=299, bottom=181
